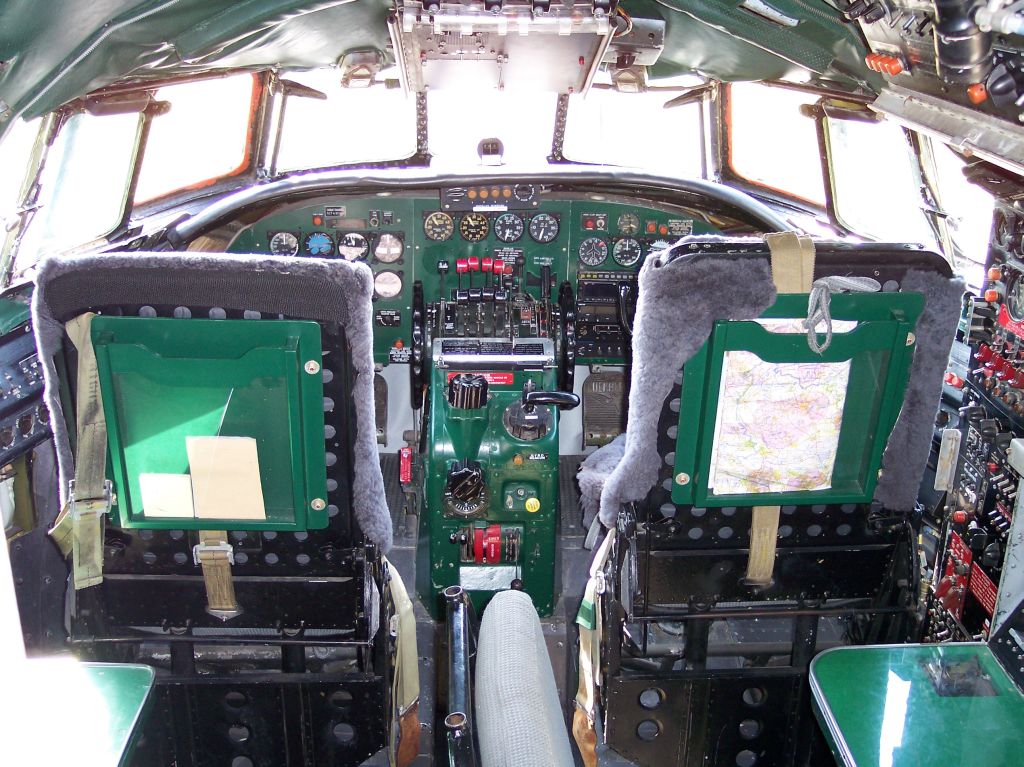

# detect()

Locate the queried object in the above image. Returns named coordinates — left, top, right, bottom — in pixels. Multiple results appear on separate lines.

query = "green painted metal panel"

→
left=229, top=193, right=722, bottom=364
left=0, top=295, right=31, bottom=335
left=91, top=316, right=328, bottom=530
left=672, top=292, right=923, bottom=507
left=811, top=644, right=1024, bottom=767
left=418, top=366, right=560, bottom=619
left=5, top=661, right=155, bottom=767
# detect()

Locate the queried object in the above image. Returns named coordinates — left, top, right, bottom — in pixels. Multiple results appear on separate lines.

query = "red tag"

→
left=969, top=562, right=999, bottom=616
left=399, top=447, right=412, bottom=484
left=942, top=533, right=972, bottom=619
left=446, top=371, right=514, bottom=385
left=998, top=304, right=1024, bottom=337
left=484, top=524, right=502, bottom=563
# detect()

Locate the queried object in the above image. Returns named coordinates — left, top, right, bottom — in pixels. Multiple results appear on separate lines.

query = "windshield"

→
left=562, top=75, right=705, bottom=178
left=276, top=68, right=418, bottom=171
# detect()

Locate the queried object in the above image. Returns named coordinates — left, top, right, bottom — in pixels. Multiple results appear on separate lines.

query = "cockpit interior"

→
left=2, top=1, right=1024, bottom=766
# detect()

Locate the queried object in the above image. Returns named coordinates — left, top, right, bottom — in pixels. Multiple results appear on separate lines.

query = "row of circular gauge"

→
left=421, top=210, right=646, bottom=244
left=269, top=231, right=405, bottom=262
left=267, top=231, right=404, bottom=298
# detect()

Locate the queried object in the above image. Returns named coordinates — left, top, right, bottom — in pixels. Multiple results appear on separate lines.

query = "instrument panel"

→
left=227, top=191, right=722, bottom=364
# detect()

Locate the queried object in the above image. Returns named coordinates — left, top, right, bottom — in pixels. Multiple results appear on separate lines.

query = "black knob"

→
left=846, top=0, right=870, bottom=18
left=446, top=461, right=486, bottom=503
left=863, top=3, right=885, bottom=22
left=448, top=373, right=488, bottom=409
left=523, top=389, right=580, bottom=411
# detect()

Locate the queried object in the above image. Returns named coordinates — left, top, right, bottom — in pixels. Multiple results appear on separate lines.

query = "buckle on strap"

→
left=68, top=479, right=113, bottom=519
left=193, top=539, right=236, bottom=566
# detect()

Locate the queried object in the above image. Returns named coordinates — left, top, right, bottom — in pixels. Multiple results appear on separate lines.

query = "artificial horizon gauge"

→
left=304, top=231, right=334, bottom=257
left=374, top=233, right=404, bottom=263
left=269, top=231, right=299, bottom=256
left=338, top=232, right=369, bottom=261
left=494, top=212, right=525, bottom=243
left=374, top=270, right=404, bottom=299
left=529, top=213, right=559, bottom=243
left=460, top=213, right=489, bottom=242
left=424, top=211, right=454, bottom=241
left=578, top=237, right=608, bottom=266
left=617, top=212, right=641, bottom=235
left=613, top=237, right=643, bottom=267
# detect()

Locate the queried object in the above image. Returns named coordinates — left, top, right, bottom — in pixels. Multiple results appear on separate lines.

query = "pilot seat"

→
left=30, top=251, right=419, bottom=767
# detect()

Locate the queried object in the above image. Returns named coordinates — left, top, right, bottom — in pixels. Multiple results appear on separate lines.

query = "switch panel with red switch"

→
left=929, top=249, right=1024, bottom=642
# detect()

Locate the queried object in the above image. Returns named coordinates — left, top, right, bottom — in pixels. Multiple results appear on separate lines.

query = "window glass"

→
left=277, top=68, right=418, bottom=171
left=728, top=83, right=826, bottom=206
left=563, top=77, right=704, bottom=178
left=0, top=118, right=40, bottom=232
left=827, top=118, right=937, bottom=249
left=930, top=141, right=994, bottom=290
left=135, top=74, right=255, bottom=202
left=427, top=77, right=556, bottom=168
left=16, top=111, right=139, bottom=271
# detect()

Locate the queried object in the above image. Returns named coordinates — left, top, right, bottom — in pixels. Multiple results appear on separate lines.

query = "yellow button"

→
left=525, top=498, right=541, bottom=513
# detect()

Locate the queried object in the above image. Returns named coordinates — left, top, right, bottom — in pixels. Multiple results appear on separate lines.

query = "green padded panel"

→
left=92, top=316, right=328, bottom=530
left=811, top=644, right=1024, bottom=767
left=5, top=661, right=154, bottom=767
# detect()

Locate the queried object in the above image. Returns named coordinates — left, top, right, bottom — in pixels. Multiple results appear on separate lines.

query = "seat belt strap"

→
left=193, top=530, right=240, bottom=618
left=746, top=505, right=781, bottom=586
left=383, top=556, right=420, bottom=767
left=574, top=528, right=616, bottom=767
left=765, top=232, right=815, bottom=294
left=49, top=313, right=112, bottom=589
left=743, top=234, right=816, bottom=587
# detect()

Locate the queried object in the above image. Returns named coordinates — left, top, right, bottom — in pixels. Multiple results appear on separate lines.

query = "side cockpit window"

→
left=17, top=111, right=141, bottom=269
left=134, top=74, right=257, bottom=202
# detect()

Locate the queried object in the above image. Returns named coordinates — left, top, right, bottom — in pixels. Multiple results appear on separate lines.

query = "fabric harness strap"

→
left=573, top=528, right=616, bottom=766
left=748, top=234, right=816, bottom=586
left=194, top=529, right=240, bottom=618
left=383, top=556, right=420, bottom=767
left=49, top=313, right=111, bottom=589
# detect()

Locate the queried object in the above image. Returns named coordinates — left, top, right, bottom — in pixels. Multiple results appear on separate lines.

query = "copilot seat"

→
left=575, top=236, right=964, bottom=767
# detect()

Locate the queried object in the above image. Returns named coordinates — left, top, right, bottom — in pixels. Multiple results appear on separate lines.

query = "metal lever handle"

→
left=523, top=390, right=580, bottom=411
left=618, top=282, right=634, bottom=337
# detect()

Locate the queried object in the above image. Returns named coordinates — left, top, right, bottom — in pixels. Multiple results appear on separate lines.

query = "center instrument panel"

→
left=226, top=186, right=724, bottom=365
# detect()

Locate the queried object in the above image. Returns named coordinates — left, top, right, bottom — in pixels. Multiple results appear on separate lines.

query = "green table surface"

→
left=810, top=644, right=1024, bottom=767
left=0, top=660, right=155, bottom=766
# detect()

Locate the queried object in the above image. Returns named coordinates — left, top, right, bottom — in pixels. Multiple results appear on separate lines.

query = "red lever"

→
left=481, top=257, right=493, bottom=273
left=456, top=258, right=469, bottom=274
left=468, top=257, right=480, bottom=271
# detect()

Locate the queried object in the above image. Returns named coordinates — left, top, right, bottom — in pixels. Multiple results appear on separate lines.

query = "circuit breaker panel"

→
left=930, top=200, right=1024, bottom=642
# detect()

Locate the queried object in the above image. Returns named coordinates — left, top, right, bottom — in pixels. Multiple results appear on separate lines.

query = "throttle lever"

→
left=618, top=282, right=634, bottom=337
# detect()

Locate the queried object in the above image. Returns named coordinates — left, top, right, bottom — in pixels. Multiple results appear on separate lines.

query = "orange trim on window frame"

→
left=722, top=83, right=827, bottom=210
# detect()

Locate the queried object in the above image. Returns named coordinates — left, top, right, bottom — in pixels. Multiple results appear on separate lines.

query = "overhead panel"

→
left=391, top=0, right=621, bottom=93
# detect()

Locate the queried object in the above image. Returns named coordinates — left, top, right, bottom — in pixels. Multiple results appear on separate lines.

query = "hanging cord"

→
left=804, top=276, right=881, bottom=353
